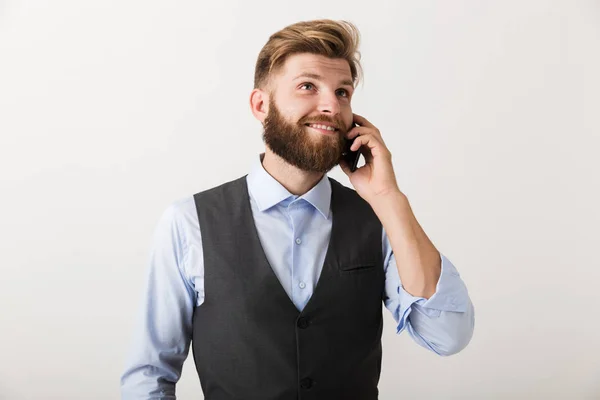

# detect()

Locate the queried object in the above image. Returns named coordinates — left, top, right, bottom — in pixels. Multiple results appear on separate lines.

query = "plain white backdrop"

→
left=1, top=1, right=599, bottom=399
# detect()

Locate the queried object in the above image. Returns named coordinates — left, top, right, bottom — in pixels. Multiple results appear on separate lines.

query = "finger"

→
left=352, top=114, right=385, bottom=142
left=345, top=125, right=363, bottom=139
left=351, top=136, right=374, bottom=164
left=350, top=134, right=390, bottom=159
left=350, top=133, right=378, bottom=151
left=353, top=113, right=375, bottom=129
left=348, top=133, right=374, bottom=161
left=345, top=125, right=377, bottom=140
left=360, top=144, right=374, bottom=163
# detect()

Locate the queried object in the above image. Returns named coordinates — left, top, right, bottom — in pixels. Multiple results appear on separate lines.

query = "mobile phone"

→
left=342, top=123, right=360, bottom=172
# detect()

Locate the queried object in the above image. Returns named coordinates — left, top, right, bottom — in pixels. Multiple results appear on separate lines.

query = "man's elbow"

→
left=434, top=333, right=473, bottom=356
left=434, top=304, right=475, bottom=356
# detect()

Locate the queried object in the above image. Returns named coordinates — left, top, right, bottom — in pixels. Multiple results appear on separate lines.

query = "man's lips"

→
left=304, top=123, right=339, bottom=135
left=304, top=121, right=342, bottom=130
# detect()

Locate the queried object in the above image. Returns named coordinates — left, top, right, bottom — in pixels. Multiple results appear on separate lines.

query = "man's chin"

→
left=282, top=154, right=339, bottom=174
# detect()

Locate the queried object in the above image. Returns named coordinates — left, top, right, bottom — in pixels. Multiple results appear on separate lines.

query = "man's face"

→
left=262, top=53, right=355, bottom=173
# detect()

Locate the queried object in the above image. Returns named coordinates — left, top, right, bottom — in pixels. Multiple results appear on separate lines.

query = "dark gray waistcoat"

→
left=192, top=176, right=385, bottom=400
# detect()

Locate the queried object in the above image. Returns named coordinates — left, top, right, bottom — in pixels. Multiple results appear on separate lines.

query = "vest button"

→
left=297, top=317, right=310, bottom=329
left=300, top=377, right=314, bottom=390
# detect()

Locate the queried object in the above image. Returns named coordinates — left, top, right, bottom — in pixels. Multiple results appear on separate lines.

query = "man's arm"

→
left=120, top=202, right=196, bottom=399
left=339, top=113, right=474, bottom=355
left=373, top=191, right=443, bottom=299
left=382, top=227, right=474, bottom=356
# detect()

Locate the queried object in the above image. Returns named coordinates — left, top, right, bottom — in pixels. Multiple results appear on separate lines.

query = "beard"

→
left=262, top=97, right=347, bottom=173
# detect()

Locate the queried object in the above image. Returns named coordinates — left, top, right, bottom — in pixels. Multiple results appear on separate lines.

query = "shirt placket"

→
left=288, top=200, right=310, bottom=310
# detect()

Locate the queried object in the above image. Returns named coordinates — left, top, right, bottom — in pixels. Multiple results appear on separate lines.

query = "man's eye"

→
left=336, top=89, right=349, bottom=97
left=300, top=83, right=315, bottom=90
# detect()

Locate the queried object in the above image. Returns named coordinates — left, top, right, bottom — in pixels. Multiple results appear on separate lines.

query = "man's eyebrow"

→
left=293, top=73, right=354, bottom=88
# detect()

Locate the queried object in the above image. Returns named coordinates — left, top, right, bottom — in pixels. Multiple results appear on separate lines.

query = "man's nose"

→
left=317, top=92, right=341, bottom=115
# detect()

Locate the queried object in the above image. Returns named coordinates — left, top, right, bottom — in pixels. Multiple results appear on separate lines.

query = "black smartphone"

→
left=342, top=123, right=360, bottom=172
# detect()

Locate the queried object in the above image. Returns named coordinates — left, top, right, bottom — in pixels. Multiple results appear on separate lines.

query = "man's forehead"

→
left=279, top=53, right=353, bottom=83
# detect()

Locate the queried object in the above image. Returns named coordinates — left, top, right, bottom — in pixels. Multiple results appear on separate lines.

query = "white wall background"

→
left=1, top=1, right=599, bottom=399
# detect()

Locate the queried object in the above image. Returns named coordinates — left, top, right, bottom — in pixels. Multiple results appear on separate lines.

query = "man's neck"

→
left=260, top=149, right=325, bottom=196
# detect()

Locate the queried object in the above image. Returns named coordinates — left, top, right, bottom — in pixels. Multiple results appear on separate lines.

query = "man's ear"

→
left=250, top=88, right=269, bottom=123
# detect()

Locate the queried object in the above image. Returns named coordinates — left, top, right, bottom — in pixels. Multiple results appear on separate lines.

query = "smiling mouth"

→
left=304, top=123, right=339, bottom=133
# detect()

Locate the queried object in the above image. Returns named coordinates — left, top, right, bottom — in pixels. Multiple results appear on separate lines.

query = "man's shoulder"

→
left=192, top=175, right=248, bottom=198
left=160, top=174, right=246, bottom=228
left=160, top=195, right=198, bottom=231
left=160, top=175, right=246, bottom=233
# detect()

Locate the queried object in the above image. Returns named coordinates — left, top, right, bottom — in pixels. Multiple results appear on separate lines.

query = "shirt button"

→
left=295, top=238, right=302, bottom=245
left=299, top=282, right=306, bottom=289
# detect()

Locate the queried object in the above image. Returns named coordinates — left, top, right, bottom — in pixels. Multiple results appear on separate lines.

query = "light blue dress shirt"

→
left=120, top=155, right=475, bottom=399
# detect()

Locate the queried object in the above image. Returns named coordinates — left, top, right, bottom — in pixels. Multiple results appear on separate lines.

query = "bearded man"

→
left=121, top=19, right=474, bottom=400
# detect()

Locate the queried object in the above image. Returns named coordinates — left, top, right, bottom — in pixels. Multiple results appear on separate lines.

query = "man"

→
left=121, top=19, right=474, bottom=400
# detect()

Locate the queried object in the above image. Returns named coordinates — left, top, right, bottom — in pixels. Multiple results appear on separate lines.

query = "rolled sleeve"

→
left=402, top=254, right=470, bottom=317
left=384, top=250, right=475, bottom=356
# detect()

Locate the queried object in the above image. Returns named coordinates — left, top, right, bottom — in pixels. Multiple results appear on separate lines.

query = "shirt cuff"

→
left=396, top=253, right=470, bottom=333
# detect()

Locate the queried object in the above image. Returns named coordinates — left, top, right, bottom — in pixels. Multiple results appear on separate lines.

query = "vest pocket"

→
left=338, top=262, right=376, bottom=272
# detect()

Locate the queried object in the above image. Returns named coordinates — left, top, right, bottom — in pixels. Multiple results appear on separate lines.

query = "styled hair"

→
left=253, top=19, right=362, bottom=89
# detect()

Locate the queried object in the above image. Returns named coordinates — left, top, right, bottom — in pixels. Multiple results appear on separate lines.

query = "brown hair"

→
left=253, top=19, right=362, bottom=90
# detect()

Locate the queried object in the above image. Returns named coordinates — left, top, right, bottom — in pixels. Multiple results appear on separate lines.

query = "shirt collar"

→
left=247, top=153, right=331, bottom=219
